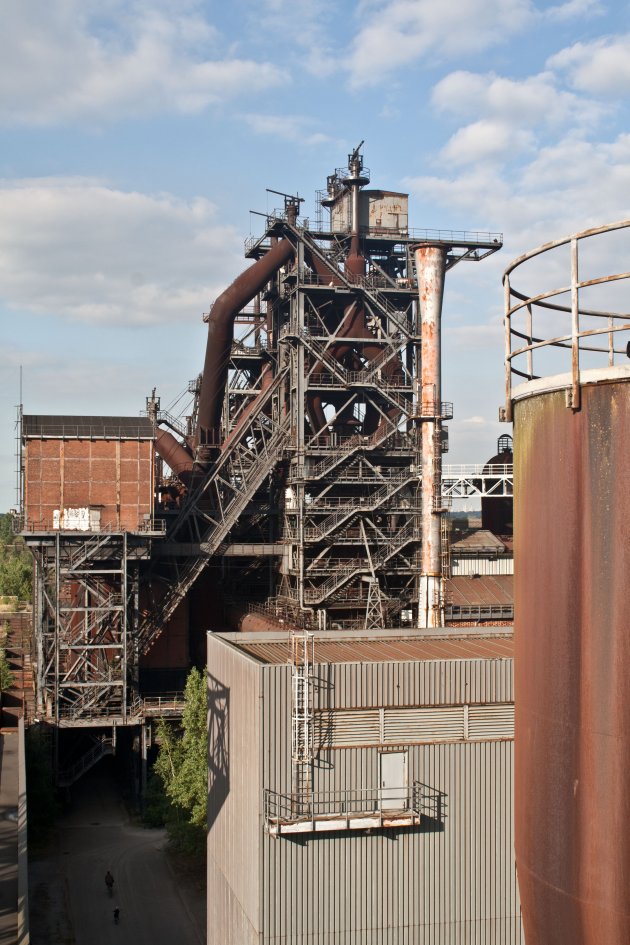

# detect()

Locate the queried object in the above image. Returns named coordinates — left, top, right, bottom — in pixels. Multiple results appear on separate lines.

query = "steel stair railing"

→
left=63, top=531, right=120, bottom=572
left=167, top=370, right=287, bottom=541
left=137, top=415, right=291, bottom=655
left=304, top=469, right=410, bottom=541
left=287, top=223, right=414, bottom=340
left=306, top=424, right=402, bottom=480
left=304, top=522, right=418, bottom=604
left=157, top=409, right=189, bottom=439
left=58, top=735, right=115, bottom=786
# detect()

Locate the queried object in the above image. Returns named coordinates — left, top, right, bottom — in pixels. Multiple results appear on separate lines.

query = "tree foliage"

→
left=0, top=643, right=14, bottom=692
left=0, top=514, right=32, bottom=602
left=152, top=667, right=207, bottom=855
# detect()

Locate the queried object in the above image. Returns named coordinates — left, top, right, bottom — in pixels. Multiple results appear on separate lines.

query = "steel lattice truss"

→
left=32, top=533, right=137, bottom=726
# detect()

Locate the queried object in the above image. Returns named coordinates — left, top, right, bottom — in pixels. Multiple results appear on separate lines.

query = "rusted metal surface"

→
left=415, top=244, right=447, bottom=627
left=155, top=427, right=194, bottom=479
left=446, top=574, right=513, bottom=607
left=234, top=633, right=514, bottom=665
left=514, top=378, right=630, bottom=944
left=196, top=236, right=294, bottom=449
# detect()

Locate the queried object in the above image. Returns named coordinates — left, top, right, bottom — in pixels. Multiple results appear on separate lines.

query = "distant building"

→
left=207, top=627, right=523, bottom=944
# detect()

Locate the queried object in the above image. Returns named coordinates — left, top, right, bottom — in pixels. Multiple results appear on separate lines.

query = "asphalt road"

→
left=29, top=765, right=206, bottom=945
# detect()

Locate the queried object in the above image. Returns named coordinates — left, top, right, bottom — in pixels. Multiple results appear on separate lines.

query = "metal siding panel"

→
left=207, top=635, right=261, bottom=945
left=253, top=653, right=522, bottom=944
left=468, top=704, right=515, bottom=740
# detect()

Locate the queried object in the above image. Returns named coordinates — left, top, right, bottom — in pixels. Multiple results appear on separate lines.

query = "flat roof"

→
left=214, top=627, right=513, bottom=665
left=22, top=415, right=154, bottom=439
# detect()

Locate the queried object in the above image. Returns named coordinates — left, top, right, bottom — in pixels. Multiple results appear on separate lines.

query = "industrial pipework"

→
left=145, top=146, right=502, bottom=639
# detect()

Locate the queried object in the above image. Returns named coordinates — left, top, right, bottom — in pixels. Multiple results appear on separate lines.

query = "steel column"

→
left=414, top=244, right=447, bottom=628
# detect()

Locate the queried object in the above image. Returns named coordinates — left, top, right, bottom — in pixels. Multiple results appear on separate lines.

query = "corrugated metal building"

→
left=207, top=628, right=523, bottom=945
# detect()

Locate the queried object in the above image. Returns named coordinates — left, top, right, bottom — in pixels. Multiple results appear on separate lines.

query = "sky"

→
left=2, top=0, right=630, bottom=511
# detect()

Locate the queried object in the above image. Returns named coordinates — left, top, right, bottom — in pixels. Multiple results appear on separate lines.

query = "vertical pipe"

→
left=526, top=304, right=533, bottom=380
left=570, top=237, right=581, bottom=410
left=414, top=245, right=447, bottom=628
left=503, top=274, right=513, bottom=423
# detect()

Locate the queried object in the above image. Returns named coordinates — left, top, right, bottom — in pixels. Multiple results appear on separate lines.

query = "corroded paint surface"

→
left=415, top=245, right=446, bottom=626
left=514, top=380, right=630, bottom=945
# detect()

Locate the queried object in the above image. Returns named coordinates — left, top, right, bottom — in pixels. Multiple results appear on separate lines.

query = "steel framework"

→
left=136, top=149, right=502, bottom=645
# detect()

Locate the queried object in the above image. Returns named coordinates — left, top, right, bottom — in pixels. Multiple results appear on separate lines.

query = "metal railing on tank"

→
left=503, top=219, right=630, bottom=419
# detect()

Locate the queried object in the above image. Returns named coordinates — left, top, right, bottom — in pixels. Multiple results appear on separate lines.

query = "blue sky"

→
left=2, top=0, right=630, bottom=510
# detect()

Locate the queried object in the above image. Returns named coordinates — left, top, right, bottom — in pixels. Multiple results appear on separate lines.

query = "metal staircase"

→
left=304, top=469, right=410, bottom=541
left=138, top=373, right=291, bottom=655
left=304, top=521, right=418, bottom=605
left=57, top=735, right=114, bottom=786
left=288, top=223, right=414, bottom=340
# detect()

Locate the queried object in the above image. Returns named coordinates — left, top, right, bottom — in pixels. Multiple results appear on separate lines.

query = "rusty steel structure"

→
left=19, top=147, right=503, bottom=780
left=503, top=219, right=630, bottom=945
left=142, top=145, right=502, bottom=642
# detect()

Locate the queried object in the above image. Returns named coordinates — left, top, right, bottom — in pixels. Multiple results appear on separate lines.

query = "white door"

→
left=379, top=752, right=408, bottom=811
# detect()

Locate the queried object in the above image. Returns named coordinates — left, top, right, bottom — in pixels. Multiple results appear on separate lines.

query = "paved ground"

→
left=29, top=766, right=206, bottom=945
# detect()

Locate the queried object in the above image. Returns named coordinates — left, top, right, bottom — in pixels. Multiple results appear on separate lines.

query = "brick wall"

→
left=24, top=437, right=154, bottom=531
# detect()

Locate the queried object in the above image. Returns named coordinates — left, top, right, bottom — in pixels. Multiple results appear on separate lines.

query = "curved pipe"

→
left=196, top=238, right=294, bottom=449
left=221, top=362, right=273, bottom=453
left=155, top=428, right=194, bottom=482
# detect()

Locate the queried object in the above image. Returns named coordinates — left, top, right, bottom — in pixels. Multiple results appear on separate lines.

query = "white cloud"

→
left=407, top=131, right=630, bottom=253
left=247, top=0, right=341, bottom=78
left=431, top=69, right=606, bottom=167
left=547, top=34, right=630, bottom=95
left=0, top=178, right=244, bottom=325
left=432, top=70, right=601, bottom=129
left=543, top=0, right=604, bottom=22
left=440, top=120, right=535, bottom=165
left=446, top=323, right=504, bottom=350
left=346, top=0, right=533, bottom=88
left=0, top=1, right=287, bottom=126
left=239, top=114, right=334, bottom=147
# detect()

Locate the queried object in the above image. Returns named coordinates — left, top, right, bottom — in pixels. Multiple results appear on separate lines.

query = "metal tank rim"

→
left=511, top=363, right=630, bottom=404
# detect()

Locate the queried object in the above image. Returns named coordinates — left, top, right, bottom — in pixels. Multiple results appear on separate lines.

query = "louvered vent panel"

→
left=315, top=704, right=515, bottom=747
left=468, top=704, right=514, bottom=740
left=384, top=706, right=465, bottom=743
left=315, top=709, right=380, bottom=748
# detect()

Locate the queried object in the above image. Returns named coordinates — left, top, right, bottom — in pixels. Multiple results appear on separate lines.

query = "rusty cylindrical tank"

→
left=514, top=376, right=630, bottom=944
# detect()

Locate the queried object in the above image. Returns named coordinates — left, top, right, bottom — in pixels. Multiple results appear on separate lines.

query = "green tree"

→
left=0, top=513, right=32, bottom=602
left=153, top=667, right=207, bottom=855
left=0, top=647, right=13, bottom=692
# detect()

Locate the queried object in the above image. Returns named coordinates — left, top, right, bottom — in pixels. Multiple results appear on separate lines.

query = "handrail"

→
left=503, top=218, right=630, bottom=418
left=263, top=779, right=443, bottom=827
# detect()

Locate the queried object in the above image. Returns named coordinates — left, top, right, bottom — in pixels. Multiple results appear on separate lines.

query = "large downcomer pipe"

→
left=196, top=237, right=294, bottom=449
